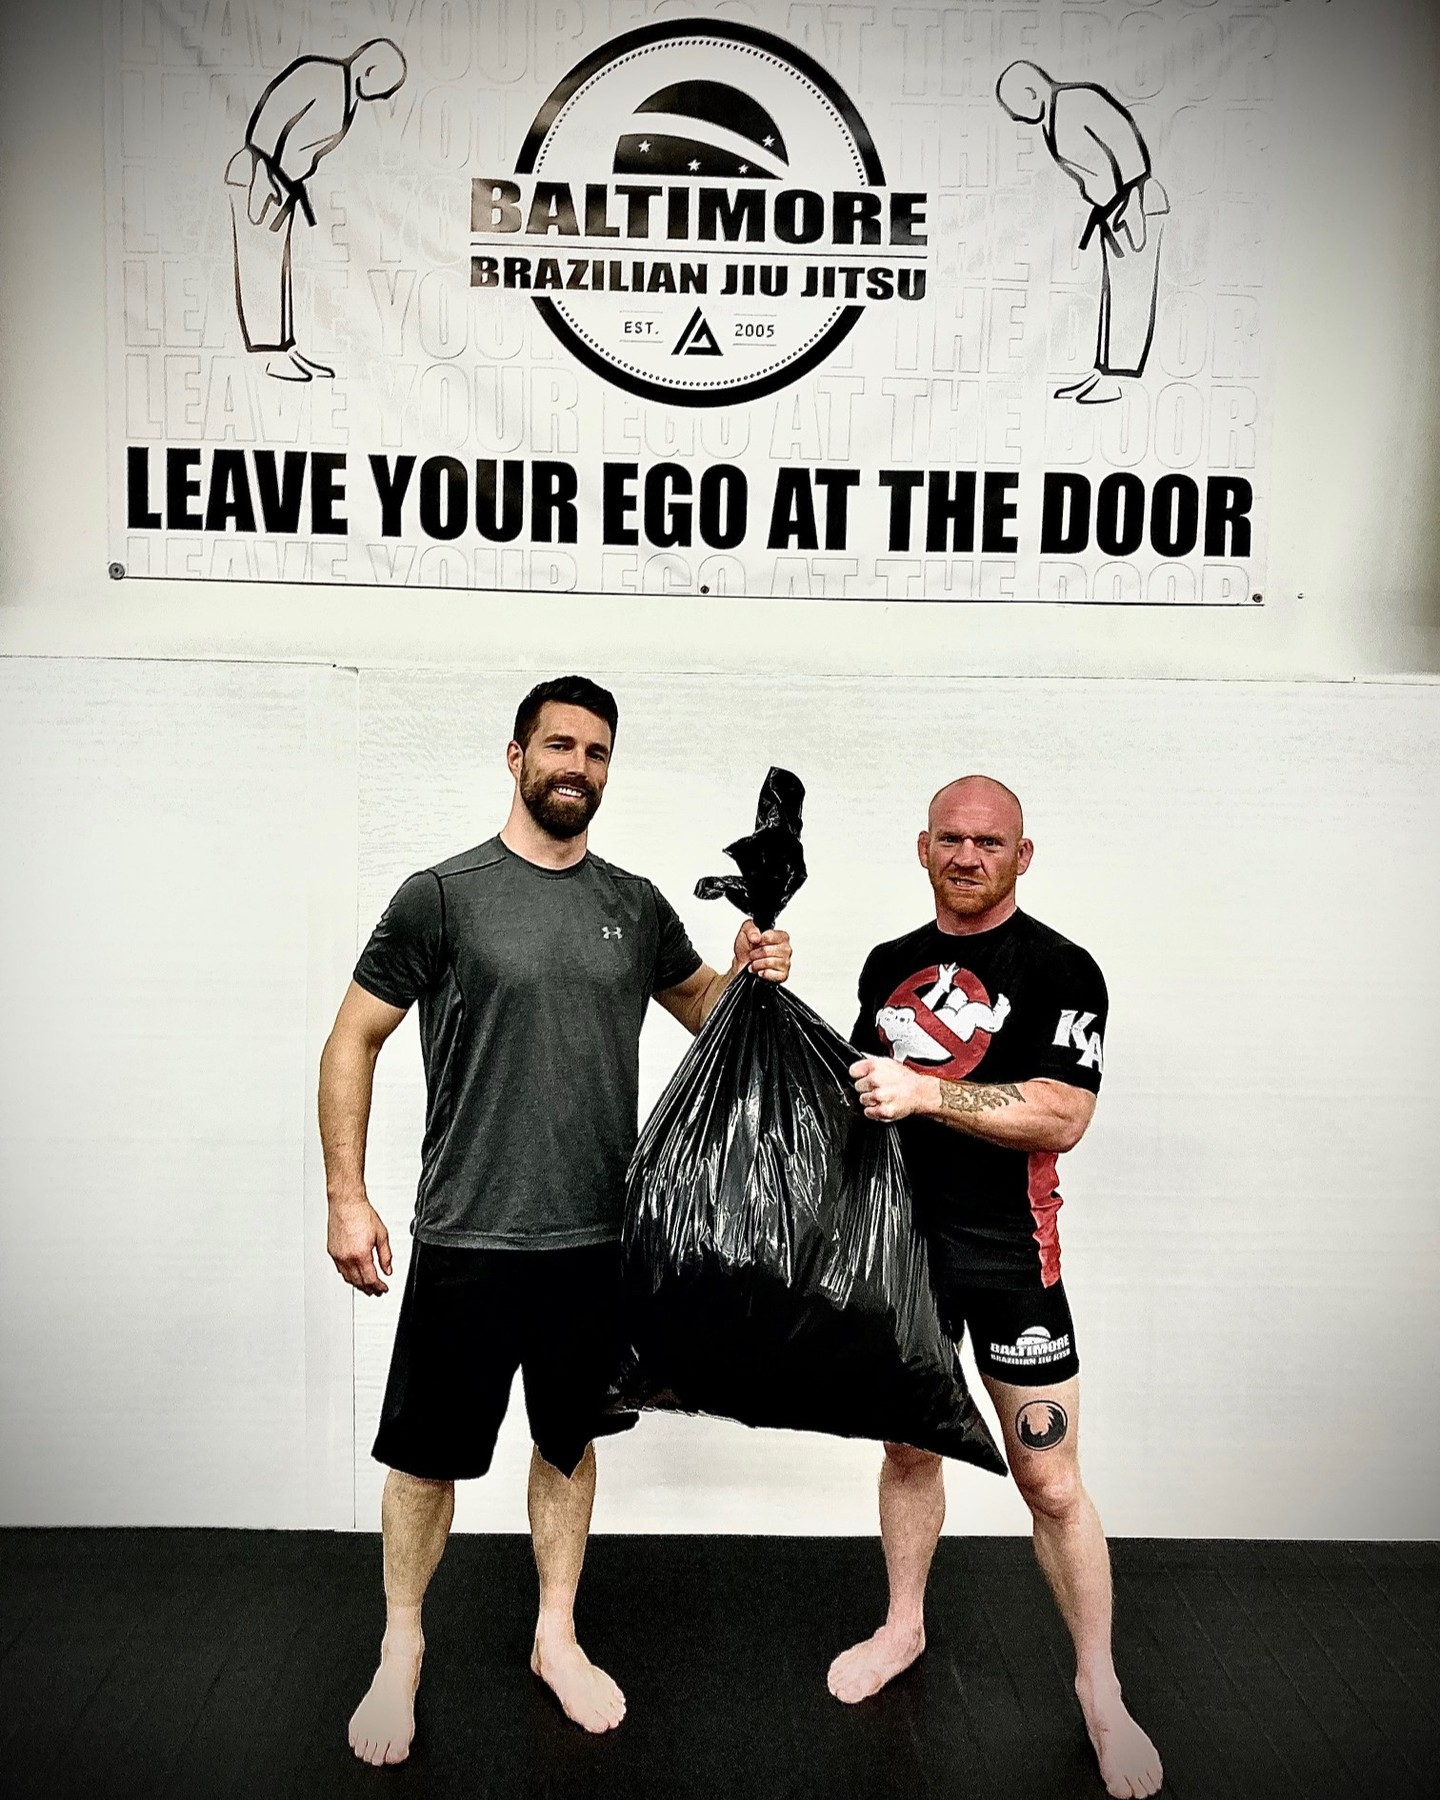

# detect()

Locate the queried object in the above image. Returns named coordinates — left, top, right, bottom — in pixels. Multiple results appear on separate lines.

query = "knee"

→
left=386, top=1468, right=455, bottom=1505
left=1014, top=1462, right=1083, bottom=1525
left=883, top=1441, right=942, bottom=1481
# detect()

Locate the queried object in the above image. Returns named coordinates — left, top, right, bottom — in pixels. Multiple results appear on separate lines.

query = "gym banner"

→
left=106, top=0, right=1278, bottom=604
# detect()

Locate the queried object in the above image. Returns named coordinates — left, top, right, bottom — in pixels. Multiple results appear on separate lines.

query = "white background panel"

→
left=0, top=0, right=1436, bottom=1550
left=1, top=661, right=1435, bottom=1535
left=0, top=658, right=356, bottom=1526
left=352, top=670, right=1440, bottom=1538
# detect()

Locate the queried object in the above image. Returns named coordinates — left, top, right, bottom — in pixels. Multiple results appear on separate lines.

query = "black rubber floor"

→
left=2, top=1531, right=1436, bottom=1800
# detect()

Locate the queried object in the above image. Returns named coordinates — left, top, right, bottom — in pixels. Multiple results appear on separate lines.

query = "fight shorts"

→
left=372, top=1241, right=636, bottom=1481
left=928, top=1250, right=1081, bottom=1387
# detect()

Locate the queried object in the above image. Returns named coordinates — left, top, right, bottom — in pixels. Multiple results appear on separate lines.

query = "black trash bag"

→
left=617, top=773, right=1006, bottom=1472
left=693, top=764, right=807, bottom=931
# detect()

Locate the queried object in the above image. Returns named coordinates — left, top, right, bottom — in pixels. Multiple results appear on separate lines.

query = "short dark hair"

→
left=512, top=676, right=619, bottom=750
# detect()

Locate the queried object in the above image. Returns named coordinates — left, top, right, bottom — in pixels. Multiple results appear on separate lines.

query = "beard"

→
left=519, top=763, right=602, bottom=839
left=929, top=860, right=1017, bottom=915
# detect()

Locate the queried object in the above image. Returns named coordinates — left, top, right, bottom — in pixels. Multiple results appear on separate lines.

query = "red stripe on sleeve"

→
left=1027, top=1151, right=1063, bottom=1287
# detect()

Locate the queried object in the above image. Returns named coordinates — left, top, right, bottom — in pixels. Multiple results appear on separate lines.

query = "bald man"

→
left=832, top=777, right=1162, bottom=1800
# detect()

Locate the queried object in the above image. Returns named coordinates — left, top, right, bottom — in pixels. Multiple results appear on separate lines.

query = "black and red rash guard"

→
left=853, top=909, right=1108, bottom=1289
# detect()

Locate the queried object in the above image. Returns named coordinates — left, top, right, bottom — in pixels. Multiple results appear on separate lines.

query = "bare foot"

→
left=348, top=1631, right=423, bottom=1767
left=826, top=1623, right=926, bottom=1704
left=530, top=1631, right=626, bottom=1733
left=1077, top=1678, right=1163, bottom=1798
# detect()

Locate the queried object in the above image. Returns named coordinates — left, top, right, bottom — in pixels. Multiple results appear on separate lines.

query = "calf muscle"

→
left=382, top=1470, right=455, bottom=1614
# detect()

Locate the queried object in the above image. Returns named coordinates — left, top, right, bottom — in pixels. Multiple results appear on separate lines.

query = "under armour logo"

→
left=1053, top=1008, right=1103, bottom=1071
left=602, top=925, right=623, bottom=941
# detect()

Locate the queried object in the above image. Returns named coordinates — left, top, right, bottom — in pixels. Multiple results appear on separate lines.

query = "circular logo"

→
left=1016, top=1400, right=1068, bottom=1452
left=512, top=22, right=885, bottom=406
left=874, top=965, right=1000, bottom=1081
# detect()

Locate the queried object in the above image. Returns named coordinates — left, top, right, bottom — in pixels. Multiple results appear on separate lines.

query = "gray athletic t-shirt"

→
left=353, top=836, right=702, bottom=1248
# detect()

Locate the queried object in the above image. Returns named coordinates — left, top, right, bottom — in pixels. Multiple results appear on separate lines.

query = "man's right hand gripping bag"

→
left=619, top=770, right=1006, bottom=1473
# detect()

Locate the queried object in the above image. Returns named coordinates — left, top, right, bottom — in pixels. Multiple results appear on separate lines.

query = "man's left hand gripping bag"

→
left=615, top=770, right=1006, bottom=1472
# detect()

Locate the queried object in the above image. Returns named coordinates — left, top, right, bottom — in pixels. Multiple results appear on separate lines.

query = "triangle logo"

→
left=673, top=307, right=723, bottom=356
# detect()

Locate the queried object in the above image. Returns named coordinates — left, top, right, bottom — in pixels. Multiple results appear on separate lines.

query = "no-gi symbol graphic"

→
left=476, top=21, right=924, bottom=407
left=1016, top=1400, right=1069, bottom=1452
left=875, top=964, right=1010, bottom=1081
left=225, top=39, right=407, bottom=383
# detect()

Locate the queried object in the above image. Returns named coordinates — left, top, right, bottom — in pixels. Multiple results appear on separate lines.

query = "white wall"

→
left=3, top=658, right=1436, bottom=1538
left=1, top=0, right=1438, bottom=1540
left=1, top=0, right=1439, bottom=677
left=0, top=658, right=357, bottom=1526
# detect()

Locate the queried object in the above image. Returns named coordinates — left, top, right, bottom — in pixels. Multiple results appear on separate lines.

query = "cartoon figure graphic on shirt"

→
left=996, top=60, right=1169, bottom=406
left=876, top=965, right=1011, bottom=1066
left=224, top=39, right=406, bottom=382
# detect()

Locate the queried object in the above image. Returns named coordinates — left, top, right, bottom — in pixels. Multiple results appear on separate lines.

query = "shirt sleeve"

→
left=650, top=886, right=703, bottom=995
left=850, top=951, right=883, bottom=1052
left=1022, top=946, right=1109, bottom=1094
left=352, top=871, right=446, bottom=1010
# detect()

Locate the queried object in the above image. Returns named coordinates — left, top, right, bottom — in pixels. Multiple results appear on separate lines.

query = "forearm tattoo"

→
left=938, top=1080, right=1025, bottom=1118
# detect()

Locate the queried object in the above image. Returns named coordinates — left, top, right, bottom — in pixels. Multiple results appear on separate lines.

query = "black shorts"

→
left=930, top=1260, right=1080, bottom=1387
left=372, top=1240, right=636, bottom=1482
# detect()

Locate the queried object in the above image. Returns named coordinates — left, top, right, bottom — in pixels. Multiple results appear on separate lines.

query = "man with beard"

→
left=831, top=776, right=1162, bottom=1800
left=319, top=676, right=790, bottom=1765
